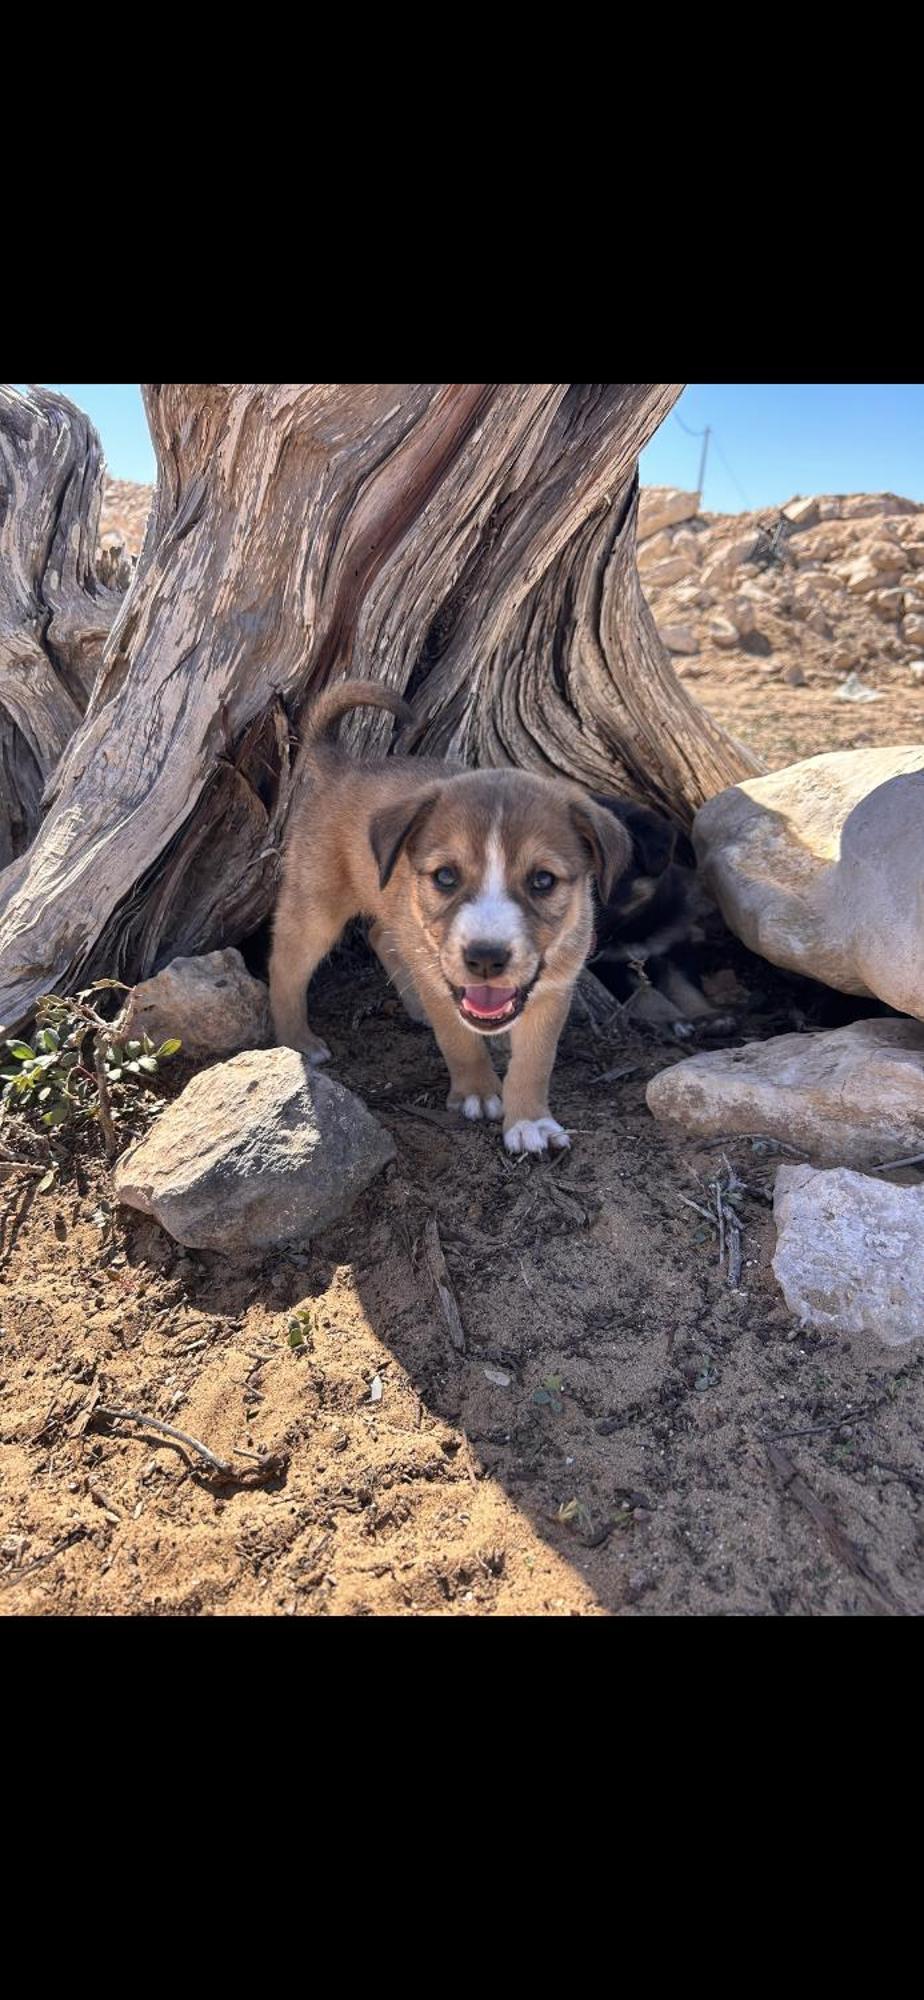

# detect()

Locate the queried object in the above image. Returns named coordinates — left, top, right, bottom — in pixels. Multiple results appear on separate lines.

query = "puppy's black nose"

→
left=463, top=941, right=512, bottom=978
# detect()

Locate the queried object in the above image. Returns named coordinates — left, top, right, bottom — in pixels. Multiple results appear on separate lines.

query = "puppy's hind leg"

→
left=269, top=899, right=347, bottom=1062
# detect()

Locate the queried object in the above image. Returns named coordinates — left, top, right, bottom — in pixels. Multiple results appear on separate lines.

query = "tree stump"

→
left=0, top=383, right=760, bottom=1030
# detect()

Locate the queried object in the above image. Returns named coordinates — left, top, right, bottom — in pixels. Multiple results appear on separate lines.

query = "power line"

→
left=710, top=431, right=752, bottom=510
left=674, top=412, right=752, bottom=511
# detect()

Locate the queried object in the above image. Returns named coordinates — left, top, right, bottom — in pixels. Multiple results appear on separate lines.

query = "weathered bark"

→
left=0, top=386, right=124, bottom=869
left=0, top=383, right=760, bottom=1030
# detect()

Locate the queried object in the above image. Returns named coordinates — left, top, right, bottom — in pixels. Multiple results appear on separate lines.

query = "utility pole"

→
left=697, top=425, right=711, bottom=502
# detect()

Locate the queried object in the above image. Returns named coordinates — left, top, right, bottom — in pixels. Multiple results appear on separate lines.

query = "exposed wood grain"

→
left=0, top=386, right=124, bottom=868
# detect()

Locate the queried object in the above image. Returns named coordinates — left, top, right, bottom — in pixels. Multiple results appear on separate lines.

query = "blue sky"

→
left=17, top=383, right=158, bottom=482
left=641, top=384, right=924, bottom=512
left=16, top=384, right=924, bottom=512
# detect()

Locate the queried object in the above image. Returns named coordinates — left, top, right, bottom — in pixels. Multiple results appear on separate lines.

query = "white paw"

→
left=504, top=1117, right=571, bottom=1156
left=671, top=1020, right=695, bottom=1041
left=458, top=1092, right=504, bottom=1122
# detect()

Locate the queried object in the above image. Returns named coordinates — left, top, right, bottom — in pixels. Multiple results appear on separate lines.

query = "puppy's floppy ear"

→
left=570, top=798, right=632, bottom=902
left=592, top=795, right=677, bottom=879
left=369, top=789, right=439, bottom=889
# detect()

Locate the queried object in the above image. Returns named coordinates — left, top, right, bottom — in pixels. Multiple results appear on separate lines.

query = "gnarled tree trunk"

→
left=0, top=383, right=760, bottom=1029
left=0, top=386, right=125, bottom=869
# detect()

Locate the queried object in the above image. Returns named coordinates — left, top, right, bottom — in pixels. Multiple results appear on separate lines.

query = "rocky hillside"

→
left=99, top=477, right=152, bottom=557
left=638, top=486, right=924, bottom=769
left=639, top=486, right=924, bottom=677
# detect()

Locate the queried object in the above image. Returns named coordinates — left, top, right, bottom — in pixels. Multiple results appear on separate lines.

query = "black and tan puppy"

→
left=269, top=681, right=630, bottom=1154
left=589, top=797, right=734, bottom=1037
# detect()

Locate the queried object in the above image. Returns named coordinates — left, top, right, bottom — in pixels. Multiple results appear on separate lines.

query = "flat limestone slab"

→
left=646, top=1018, right=924, bottom=1169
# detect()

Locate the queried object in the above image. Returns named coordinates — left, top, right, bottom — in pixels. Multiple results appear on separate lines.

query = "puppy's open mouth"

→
left=455, top=983, right=522, bottom=1030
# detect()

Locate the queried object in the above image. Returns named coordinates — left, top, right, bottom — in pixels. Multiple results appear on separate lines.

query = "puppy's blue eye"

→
left=433, top=866, right=458, bottom=892
left=530, top=870, right=556, bottom=894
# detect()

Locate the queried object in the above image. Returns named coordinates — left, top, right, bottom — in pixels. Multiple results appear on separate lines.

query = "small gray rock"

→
left=114, top=1048, right=395, bottom=1251
left=772, top=1165, right=924, bottom=1345
left=116, top=948, right=271, bottom=1060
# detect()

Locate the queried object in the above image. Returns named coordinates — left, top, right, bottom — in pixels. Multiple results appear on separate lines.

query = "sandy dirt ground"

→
left=3, top=910, right=922, bottom=1618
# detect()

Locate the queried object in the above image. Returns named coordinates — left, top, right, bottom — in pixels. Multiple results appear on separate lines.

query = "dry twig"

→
left=422, top=1215, right=466, bottom=1353
left=92, top=1406, right=285, bottom=1481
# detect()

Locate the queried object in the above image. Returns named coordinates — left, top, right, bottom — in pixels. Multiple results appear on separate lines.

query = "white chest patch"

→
left=454, top=833, right=525, bottom=950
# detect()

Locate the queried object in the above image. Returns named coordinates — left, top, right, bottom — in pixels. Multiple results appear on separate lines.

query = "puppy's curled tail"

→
left=298, top=677, right=413, bottom=763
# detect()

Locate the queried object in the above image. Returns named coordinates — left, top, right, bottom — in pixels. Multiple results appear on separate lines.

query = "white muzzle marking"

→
left=453, top=833, right=525, bottom=957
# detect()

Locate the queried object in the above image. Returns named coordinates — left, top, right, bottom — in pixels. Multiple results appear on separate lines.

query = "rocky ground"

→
left=3, top=483, right=920, bottom=1618
left=2, top=938, right=923, bottom=1619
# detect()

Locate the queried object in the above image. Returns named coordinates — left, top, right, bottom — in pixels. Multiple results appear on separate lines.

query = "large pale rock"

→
left=772, top=1166, right=924, bottom=1345
left=636, top=529, right=675, bottom=568
left=706, top=615, right=740, bottom=648
left=114, top=1049, right=395, bottom=1251
left=658, top=623, right=699, bottom=655
left=646, top=1019, right=924, bottom=1168
left=642, top=554, right=697, bottom=588
left=839, top=553, right=903, bottom=594
left=839, top=494, right=921, bottom=521
left=116, top=948, right=271, bottom=1060
left=637, top=487, right=700, bottom=542
left=782, top=496, right=820, bottom=528
left=870, top=588, right=904, bottom=621
left=699, top=534, right=758, bottom=588
left=694, top=747, right=924, bottom=1017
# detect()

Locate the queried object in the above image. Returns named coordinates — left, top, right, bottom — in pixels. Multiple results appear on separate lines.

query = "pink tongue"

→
left=463, top=985, right=517, bottom=1018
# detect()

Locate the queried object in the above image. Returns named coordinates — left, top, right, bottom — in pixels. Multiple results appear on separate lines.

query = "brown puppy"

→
left=269, top=680, right=630, bottom=1155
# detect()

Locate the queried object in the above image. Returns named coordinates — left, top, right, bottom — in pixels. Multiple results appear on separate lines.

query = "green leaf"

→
left=287, top=1321, right=306, bottom=1348
left=38, top=1027, right=60, bottom=1052
left=108, top=1067, right=123, bottom=1082
left=6, top=1041, right=34, bottom=1061
left=157, top=1039, right=182, bottom=1057
left=138, top=1055, right=158, bottom=1074
left=42, top=1104, right=70, bottom=1127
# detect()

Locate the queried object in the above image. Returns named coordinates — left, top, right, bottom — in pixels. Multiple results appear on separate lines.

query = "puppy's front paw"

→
left=504, top=1116, right=571, bottom=1156
left=449, top=1091, right=504, bottom=1122
left=671, top=1020, right=695, bottom=1041
left=292, top=1035, right=331, bottom=1066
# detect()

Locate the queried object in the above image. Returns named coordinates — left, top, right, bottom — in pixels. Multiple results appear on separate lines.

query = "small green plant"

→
left=532, top=1375, right=564, bottom=1415
left=2, top=981, right=181, bottom=1157
left=287, top=1307, right=316, bottom=1350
